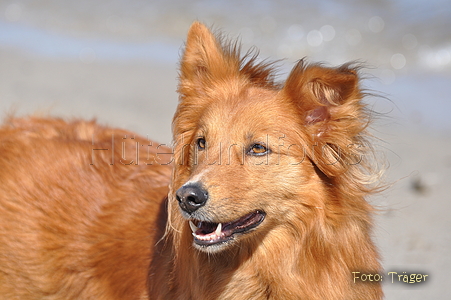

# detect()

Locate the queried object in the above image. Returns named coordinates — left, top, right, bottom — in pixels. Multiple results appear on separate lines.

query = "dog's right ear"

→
left=178, top=22, right=238, bottom=98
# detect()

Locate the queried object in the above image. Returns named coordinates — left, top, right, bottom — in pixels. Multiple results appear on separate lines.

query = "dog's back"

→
left=0, top=117, right=171, bottom=299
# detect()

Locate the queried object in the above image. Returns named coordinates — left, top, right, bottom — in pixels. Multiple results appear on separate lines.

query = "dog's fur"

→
left=0, top=22, right=383, bottom=299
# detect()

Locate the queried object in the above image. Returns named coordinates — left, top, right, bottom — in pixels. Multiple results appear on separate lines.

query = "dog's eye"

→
left=248, top=143, right=269, bottom=156
left=196, top=138, right=206, bottom=150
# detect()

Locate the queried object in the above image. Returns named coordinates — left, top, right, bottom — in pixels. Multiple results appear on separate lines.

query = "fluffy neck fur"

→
left=150, top=184, right=381, bottom=300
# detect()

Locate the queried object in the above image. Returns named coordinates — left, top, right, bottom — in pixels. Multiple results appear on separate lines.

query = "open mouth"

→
left=188, top=210, right=265, bottom=247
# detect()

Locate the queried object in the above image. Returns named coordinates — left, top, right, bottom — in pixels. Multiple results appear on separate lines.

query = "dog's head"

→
left=167, top=22, right=375, bottom=254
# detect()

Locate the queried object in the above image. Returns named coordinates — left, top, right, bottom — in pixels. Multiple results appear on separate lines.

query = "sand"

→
left=1, top=1, right=450, bottom=298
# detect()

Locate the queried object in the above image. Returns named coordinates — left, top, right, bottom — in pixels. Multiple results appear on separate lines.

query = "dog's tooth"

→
left=215, top=223, right=222, bottom=237
left=189, top=220, right=198, bottom=233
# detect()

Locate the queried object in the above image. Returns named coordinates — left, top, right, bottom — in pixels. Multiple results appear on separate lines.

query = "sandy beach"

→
left=1, top=1, right=450, bottom=298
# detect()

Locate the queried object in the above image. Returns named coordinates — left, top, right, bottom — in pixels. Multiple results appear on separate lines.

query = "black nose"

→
left=176, top=183, right=208, bottom=214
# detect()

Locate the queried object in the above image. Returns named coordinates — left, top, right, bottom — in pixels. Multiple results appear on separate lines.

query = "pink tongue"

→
left=196, top=230, right=218, bottom=239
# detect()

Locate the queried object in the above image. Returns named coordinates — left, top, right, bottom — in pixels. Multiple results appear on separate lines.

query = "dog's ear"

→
left=284, top=60, right=361, bottom=130
left=283, top=60, right=368, bottom=175
left=179, top=22, right=238, bottom=98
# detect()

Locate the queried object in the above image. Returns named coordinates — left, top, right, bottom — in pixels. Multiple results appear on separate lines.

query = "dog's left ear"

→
left=283, top=60, right=364, bottom=137
left=283, top=61, right=368, bottom=175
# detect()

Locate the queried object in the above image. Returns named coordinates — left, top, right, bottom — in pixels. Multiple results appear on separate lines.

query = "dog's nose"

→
left=176, top=183, right=208, bottom=213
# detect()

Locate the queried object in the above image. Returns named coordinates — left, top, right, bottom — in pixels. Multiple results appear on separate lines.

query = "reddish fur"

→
left=0, top=117, right=171, bottom=299
left=0, top=22, right=383, bottom=299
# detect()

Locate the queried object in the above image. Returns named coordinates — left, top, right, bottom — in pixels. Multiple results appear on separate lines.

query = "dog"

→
left=0, top=22, right=383, bottom=299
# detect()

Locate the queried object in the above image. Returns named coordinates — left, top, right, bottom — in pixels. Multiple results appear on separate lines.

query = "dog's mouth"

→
left=188, top=210, right=265, bottom=248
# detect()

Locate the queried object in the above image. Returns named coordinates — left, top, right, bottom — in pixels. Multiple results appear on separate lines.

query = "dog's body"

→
left=0, top=22, right=383, bottom=299
left=0, top=117, right=171, bottom=299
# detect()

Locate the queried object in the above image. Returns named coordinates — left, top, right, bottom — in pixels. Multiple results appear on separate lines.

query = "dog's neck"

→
left=149, top=212, right=381, bottom=300
left=172, top=233, right=303, bottom=299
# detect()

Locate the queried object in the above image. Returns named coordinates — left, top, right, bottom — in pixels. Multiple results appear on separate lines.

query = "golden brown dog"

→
left=0, top=22, right=383, bottom=299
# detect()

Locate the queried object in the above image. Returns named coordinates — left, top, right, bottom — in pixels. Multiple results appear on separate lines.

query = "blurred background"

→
left=0, top=0, right=450, bottom=298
